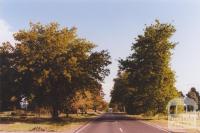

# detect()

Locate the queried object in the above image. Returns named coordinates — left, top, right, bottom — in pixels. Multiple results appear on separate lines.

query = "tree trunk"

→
left=66, top=113, right=69, bottom=118
left=94, top=106, right=97, bottom=112
left=0, top=100, right=2, bottom=112
left=52, top=105, right=59, bottom=120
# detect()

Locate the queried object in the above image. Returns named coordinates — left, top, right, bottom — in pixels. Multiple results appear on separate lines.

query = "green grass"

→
left=127, top=113, right=167, bottom=121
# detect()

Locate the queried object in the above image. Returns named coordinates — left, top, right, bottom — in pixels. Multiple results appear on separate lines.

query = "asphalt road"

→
left=74, top=113, right=169, bottom=133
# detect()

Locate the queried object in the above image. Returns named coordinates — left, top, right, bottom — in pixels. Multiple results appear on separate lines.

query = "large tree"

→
left=119, top=20, right=178, bottom=114
left=0, top=42, right=19, bottom=111
left=12, top=22, right=111, bottom=119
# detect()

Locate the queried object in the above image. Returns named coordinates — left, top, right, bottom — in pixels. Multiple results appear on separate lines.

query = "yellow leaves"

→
left=73, top=91, right=94, bottom=109
left=63, top=70, right=71, bottom=81
left=10, top=96, right=17, bottom=102
left=34, top=69, right=50, bottom=86
left=37, top=77, right=43, bottom=85
left=0, top=42, right=14, bottom=53
left=7, top=22, right=110, bottom=115
left=17, top=44, right=30, bottom=55
left=72, top=90, right=106, bottom=111
left=43, top=69, right=50, bottom=77
left=68, top=57, right=77, bottom=65
left=17, top=65, right=28, bottom=72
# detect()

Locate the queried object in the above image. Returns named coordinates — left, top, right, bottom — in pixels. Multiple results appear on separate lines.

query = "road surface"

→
left=74, top=113, right=169, bottom=133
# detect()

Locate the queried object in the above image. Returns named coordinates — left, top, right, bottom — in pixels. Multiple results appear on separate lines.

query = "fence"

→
left=197, top=112, right=200, bottom=131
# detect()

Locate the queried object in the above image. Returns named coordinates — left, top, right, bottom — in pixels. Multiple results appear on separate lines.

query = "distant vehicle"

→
left=108, top=108, right=113, bottom=113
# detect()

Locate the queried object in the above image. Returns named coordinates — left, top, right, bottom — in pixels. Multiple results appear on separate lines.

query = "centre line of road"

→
left=119, top=127, right=123, bottom=132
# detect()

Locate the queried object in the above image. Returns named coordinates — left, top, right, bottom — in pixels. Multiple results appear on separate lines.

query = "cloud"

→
left=0, top=19, right=14, bottom=45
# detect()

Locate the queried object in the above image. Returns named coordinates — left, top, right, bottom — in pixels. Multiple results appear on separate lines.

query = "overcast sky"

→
left=0, top=0, right=200, bottom=101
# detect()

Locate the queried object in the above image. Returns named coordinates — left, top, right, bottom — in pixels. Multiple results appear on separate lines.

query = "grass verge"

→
left=0, top=111, right=98, bottom=132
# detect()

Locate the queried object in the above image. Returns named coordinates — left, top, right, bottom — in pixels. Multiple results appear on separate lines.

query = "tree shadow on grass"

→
left=0, top=113, right=97, bottom=125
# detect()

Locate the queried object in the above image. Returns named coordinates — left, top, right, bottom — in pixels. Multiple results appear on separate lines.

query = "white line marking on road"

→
left=119, top=127, right=123, bottom=132
left=74, top=114, right=102, bottom=133
left=139, top=121, right=170, bottom=133
left=75, top=122, right=90, bottom=133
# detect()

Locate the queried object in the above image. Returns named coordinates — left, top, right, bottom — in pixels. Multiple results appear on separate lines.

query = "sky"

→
left=0, top=0, right=200, bottom=101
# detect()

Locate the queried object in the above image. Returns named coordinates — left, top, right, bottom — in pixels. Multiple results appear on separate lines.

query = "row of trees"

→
left=110, top=20, right=180, bottom=114
left=0, top=22, right=111, bottom=119
left=72, top=90, right=107, bottom=114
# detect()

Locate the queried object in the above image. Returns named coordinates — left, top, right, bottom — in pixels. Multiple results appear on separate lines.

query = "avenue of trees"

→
left=110, top=20, right=199, bottom=115
left=1, top=20, right=199, bottom=119
left=0, top=22, right=111, bottom=119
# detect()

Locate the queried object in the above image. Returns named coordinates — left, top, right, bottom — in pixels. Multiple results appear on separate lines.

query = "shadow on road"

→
left=93, top=113, right=153, bottom=123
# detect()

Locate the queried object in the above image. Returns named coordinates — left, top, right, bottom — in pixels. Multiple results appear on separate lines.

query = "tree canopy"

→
left=111, top=20, right=179, bottom=114
left=0, top=42, right=18, bottom=110
left=0, top=22, right=111, bottom=119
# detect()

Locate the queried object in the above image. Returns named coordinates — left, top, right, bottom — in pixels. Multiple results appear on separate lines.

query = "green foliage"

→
left=112, top=20, right=179, bottom=114
left=110, top=72, right=134, bottom=112
left=178, top=91, right=185, bottom=97
left=1, top=22, right=111, bottom=119
left=0, top=42, right=19, bottom=111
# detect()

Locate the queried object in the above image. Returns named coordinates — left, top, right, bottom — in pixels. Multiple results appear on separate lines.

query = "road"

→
left=74, top=113, right=169, bottom=133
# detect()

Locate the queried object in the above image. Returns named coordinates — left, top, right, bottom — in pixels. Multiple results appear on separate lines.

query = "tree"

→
left=0, top=42, right=19, bottom=111
left=110, top=71, right=134, bottom=112
left=118, top=20, right=178, bottom=114
left=178, top=91, right=185, bottom=97
left=72, top=91, right=93, bottom=114
left=91, top=89, right=108, bottom=112
left=13, top=22, right=111, bottom=119
left=186, top=87, right=200, bottom=110
left=73, top=88, right=108, bottom=113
